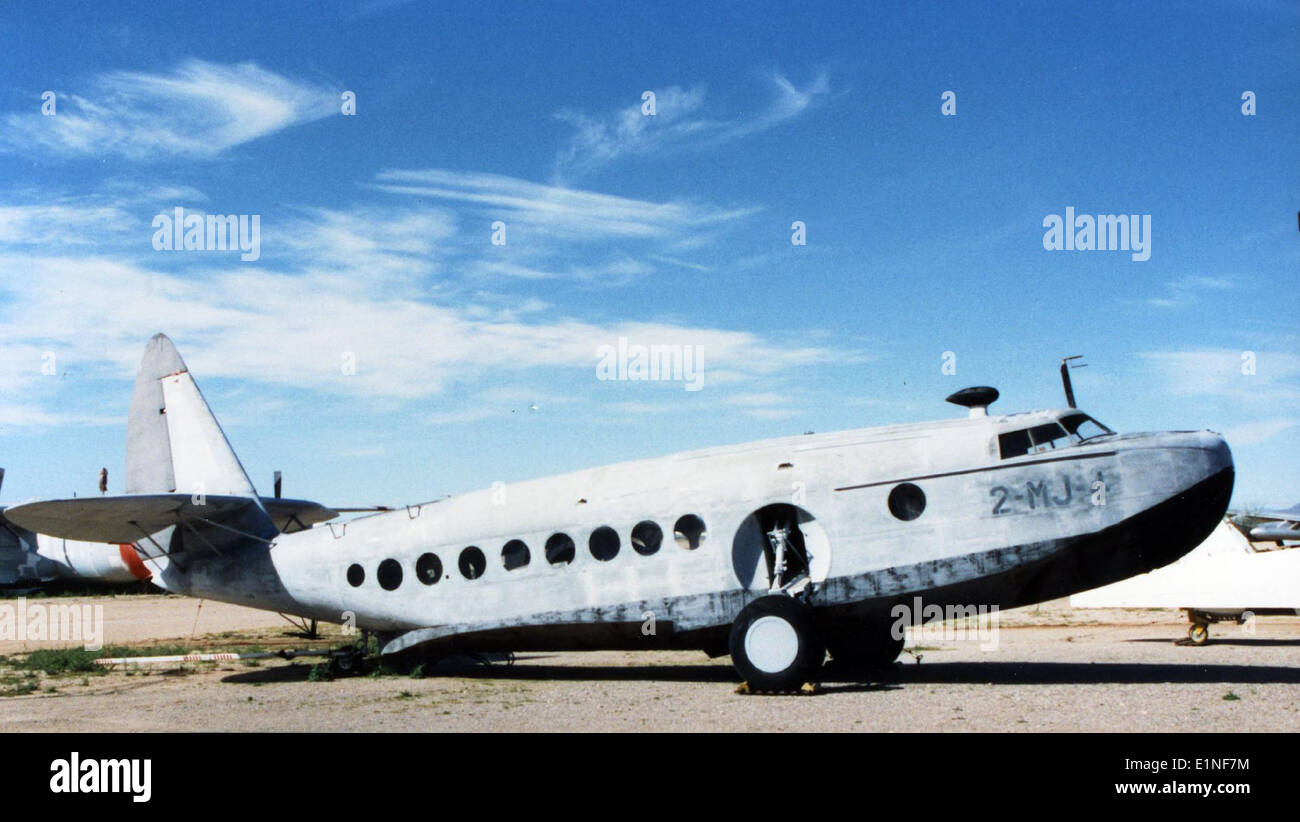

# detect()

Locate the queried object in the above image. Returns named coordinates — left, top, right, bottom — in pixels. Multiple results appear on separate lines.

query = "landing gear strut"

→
left=329, top=629, right=372, bottom=675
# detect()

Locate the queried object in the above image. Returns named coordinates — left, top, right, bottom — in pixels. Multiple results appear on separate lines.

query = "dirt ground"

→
left=1, top=593, right=1298, bottom=732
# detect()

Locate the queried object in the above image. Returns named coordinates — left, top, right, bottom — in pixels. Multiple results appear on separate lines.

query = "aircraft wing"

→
left=3, top=494, right=259, bottom=543
left=1249, top=508, right=1300, bottom=522
left=1230, top=505, right=1300, bottom=542
left=1227, top=504, right=1300, bottom=543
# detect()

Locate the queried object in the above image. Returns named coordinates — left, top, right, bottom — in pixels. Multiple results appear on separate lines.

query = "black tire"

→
left=330, top=649, right=365, bottom=676
left=828, top=629, right=906, bottom=674
left=729, top=595, right=825, bottom=691
left=1188, top=623, right=1209, bottom=646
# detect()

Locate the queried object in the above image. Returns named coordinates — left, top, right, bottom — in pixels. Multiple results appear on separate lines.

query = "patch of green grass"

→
left=98, top=644, right=203, bottom=658
left=396, top=690, right=415, bottom=700
left=0, top=672, right=39, bottom=697
left=1223, top=691, right=1241, bottom=702
left=1, top=681, right=37, bottom=697
left=19, top=648, right=105, bottom=675
left=17, top=644, right=211, bottom=677
left=307, top=663, right=333, bottom=682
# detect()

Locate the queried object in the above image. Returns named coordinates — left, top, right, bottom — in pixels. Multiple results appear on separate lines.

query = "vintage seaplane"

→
left=3, top=337, right=1234, bottom=689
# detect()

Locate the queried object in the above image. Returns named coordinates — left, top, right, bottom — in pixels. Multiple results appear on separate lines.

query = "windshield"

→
left=998, top=414, right=1114, bottom=459
left=1060, top=412, right=1114, bottom=442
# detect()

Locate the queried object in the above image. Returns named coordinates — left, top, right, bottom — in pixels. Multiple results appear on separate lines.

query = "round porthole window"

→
left=673, top=514, right=707, bottom=550
left=545, top=533, right=576, bottom=566
left=888, top=483, right=926, bottom=521
left=346, top=563, right=365, bottom=587
left=377, top=558, right=403, bottom=590
left=588, top=526, right=620, bottom=561
left=502, top=539, right=531, bottom=571
left=459, top=546, right=486, bottom=580
left=416, top=553, right=442, bottom=585
left=631, top=520, right=663, bottom=556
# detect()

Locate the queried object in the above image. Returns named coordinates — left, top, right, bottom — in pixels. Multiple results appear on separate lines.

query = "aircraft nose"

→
left=1150, top=429, right=1234, bottom=518
left=1188, top=429, right=1233, bottom=478
left=1117, top=428, right=1233, bottom=521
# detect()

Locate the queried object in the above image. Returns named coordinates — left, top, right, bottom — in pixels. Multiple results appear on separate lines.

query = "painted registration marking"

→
left=990, top=471, right=1108, bottom=516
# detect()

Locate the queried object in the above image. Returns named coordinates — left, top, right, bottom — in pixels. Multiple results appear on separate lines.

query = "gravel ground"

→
left=1, top=594, right=1297, bottom=732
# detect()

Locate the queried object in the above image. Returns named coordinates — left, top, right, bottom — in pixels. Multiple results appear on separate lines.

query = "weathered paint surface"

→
left=5, top=335, right=1236, bottom=658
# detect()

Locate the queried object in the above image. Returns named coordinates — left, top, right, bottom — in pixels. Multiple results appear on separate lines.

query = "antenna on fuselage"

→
left=1060, top=355, right=1086, bottom=408
left=946, top=386, right=999, bottom=418
left=273, top=470, right=282, bottom=499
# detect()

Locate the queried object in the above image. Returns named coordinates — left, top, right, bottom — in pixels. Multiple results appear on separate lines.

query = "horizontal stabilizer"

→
left=3, top=494, right=264, bottom=543
left=261, top=498, right=339, bottom=533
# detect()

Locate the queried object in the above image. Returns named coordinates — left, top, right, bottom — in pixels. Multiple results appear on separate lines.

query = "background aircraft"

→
left=1230, top=505, right=1300, bottom=544
left=1071, top=518, right=1300, bottom=644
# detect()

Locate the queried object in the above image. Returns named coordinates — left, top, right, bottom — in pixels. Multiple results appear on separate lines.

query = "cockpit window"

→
left=1060, top=413, right=1113, bottom=442
left=999, top=414, right=1115, bottom=459
left=998, top=428, right=1033, bottom=459
left=999, top=424, right=1066, bottom=457
left=1026, top=422, right=1071, bottom=454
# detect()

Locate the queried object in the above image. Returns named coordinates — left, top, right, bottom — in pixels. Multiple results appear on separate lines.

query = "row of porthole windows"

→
left=345, top=514, right=708, bottom=590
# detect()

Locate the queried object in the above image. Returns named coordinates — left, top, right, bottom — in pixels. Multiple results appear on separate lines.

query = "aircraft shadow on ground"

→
left=221, top=656, right=740, bottom=685
left=1128, top=637, right=1300, bottom=647
left=219, top=656, right=1300, bottom=688
left=892, top=660, right=1300, bottom=685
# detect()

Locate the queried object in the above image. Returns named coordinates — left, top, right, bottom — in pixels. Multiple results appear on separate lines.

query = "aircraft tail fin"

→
left=126, top=333, right=258, bottom=499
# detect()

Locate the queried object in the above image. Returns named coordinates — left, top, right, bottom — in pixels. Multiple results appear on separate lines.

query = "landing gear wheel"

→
left=330, top=648, right=366, bottom=676
left=729, top=595, right=825, bottom=691
left=829, top=632, right=906, bottom=673
left=1188, top=623, right=1209, bottom=646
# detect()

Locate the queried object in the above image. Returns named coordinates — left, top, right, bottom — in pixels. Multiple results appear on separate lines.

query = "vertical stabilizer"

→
left=126, top=334, right=184, bottom=493
left=125, top=334, right=257, bottom=498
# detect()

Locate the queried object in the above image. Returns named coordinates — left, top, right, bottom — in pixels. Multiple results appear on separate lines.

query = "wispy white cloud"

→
left=1223, top=417, right=1300, bottom=447
left=553, top=72, right=832, bottom=177
left=373, top=168, right=758, bottom=240
left=2, top=60, right=338, bottom=160
left=1140, top=348, right=1300, bottom=402
left=0, top=187, right=839, bottom=427
left=1146, top=275, right=1238, bottom=309
left=0, top=255, right=833, bottom=402
left=1139, top=348, right=1300, bottom=447
left=371, top=167, right=758, bottom=287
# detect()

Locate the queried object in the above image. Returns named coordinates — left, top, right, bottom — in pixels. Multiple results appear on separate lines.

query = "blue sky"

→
left=0, top=1, right=1296, bottom=510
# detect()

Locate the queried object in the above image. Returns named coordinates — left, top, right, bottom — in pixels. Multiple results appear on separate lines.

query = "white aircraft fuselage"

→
left=149, top=407, right=1233, bottom=656
left=6, top=335, right=1234, bottom=683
